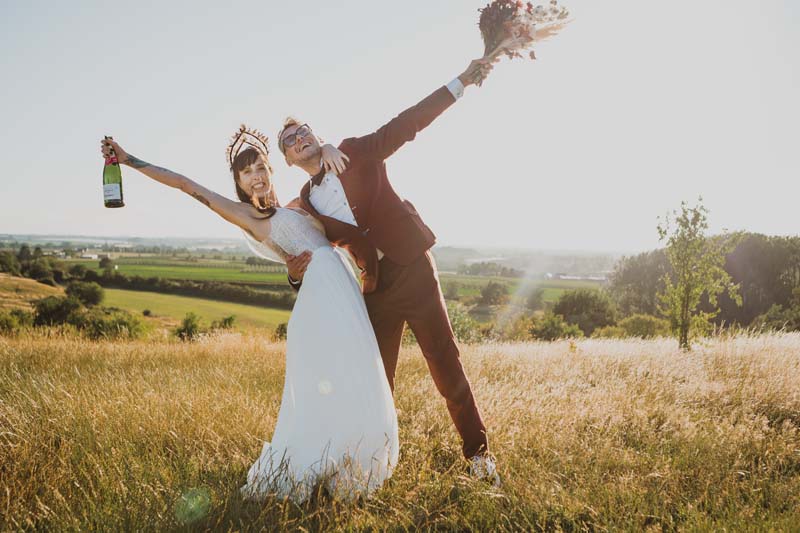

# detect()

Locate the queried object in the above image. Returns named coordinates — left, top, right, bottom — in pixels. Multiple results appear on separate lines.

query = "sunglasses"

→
left=281, top=124, right=312, bottom=150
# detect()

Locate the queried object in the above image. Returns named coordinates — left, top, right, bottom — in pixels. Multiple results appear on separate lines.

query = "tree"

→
left=443, top=282, right=461, bottom=301
left=530, top=313, right=583, bottom=341
left=68, top=264, right=88, bottom=279
left=657, top=199, right=741, bottom=350
left=99, top=257, right=115, bottom=271
left=66, top=281, right=105, bottom=307
left=17, top=244, right=32, bottom=262
left=479, top=281, right=509, bottom=306
left=607, top=249, right=670, bottom=316
left=525, top=287, right=545, bottom=311
left=27, top=259, right=55, bottom=285
left=0, top=251, right=21, bottom=276
left=552, top=289, right=617, bottom=336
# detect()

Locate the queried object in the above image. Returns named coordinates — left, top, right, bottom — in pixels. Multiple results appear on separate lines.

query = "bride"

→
left=99, top=129, right=399, bottom=503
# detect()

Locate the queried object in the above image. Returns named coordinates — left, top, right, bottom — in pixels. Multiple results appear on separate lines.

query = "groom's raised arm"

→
left=341, top=58, right=496, bottom=161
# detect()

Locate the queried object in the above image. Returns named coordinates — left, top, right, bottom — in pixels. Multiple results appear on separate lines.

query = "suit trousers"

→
left=364, top=251, right=488, bottom=458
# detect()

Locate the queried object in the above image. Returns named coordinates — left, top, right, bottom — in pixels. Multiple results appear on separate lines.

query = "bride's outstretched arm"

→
left=100, top=137, right=255, bottom=231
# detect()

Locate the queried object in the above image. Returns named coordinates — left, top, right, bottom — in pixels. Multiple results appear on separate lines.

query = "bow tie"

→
left=310, top=167, right=326, bottom=188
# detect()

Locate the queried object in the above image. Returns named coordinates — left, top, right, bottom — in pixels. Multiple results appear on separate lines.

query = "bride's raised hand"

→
left=99, top=136, right=130, bottom=165
left=321, top=144, right=350, bottom=175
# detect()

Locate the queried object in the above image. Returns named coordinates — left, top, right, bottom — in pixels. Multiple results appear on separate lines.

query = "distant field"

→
left=104, top=289, right=290, bottom=330
left=67, top=259, right=289, bottom=286
left=68, top=258, right=603, bottom=302
left=439, top=274, right=603, bottom=303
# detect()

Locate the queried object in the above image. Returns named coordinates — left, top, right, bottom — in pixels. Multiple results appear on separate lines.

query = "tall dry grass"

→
left=1, top=331, right=799, bottom=531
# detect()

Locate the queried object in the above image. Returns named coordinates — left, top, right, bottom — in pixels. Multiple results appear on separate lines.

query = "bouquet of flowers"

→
left=479, top=0, right=570, bottom=62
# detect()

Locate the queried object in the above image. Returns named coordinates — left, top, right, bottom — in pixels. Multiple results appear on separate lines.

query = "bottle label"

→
left=104, top=184, right=122, bottom=201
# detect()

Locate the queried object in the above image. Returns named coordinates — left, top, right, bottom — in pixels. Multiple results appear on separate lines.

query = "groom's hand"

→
left=287, top=251, right=312, bottom=283
left=458, top=57, right=498, bottom=88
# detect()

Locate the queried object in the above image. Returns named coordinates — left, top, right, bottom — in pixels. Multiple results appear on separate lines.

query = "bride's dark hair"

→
left=231, top=147, right=278, bottom=216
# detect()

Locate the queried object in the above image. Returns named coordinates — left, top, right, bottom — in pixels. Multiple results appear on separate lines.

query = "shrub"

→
left=752, top=304, right=800, bottom=332
left=33, top=296, right=82, bottom=327
left=70, top=307, right=144, bottom=340
left=591, top=325, right=626, bottom=339
left=479, top=282, right=509, bottom=306
left=66, top=281, right=105, bottom=307
left=68, top=264, right=88, bottom=278
left=531, top=312, right=584, bottom=341
left=553, top=289, right=617, bottom=336
left=10, top=308, right=34, bottom=328
left=0, top=251, right=21, bottom=276
left=0, top=309, right=30, bottom=335
left=272, top=323, right=288, bottom=341
left=443, top=282, right=461, bottom=301
left=485, top=315, right=535, bottom=342
left=447, top=302, right=484, bottom=344
left=175, top=313, right=203, bottom=341
left=526, top=288, right=545, bottom=311
left=211, top=315, right=236, bottom=330
left=619, top=314, right=670, bottom=338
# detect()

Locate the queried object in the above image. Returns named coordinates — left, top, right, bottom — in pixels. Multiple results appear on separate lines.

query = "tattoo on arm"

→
left=191, top=192, right=211, bottom=207
left=125, top=154, right=150, bottom=169
left=126, top=154, right=175, bottom=175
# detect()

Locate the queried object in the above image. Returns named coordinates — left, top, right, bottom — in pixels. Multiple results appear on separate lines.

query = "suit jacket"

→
left=297, top=85, right=456, bottom=294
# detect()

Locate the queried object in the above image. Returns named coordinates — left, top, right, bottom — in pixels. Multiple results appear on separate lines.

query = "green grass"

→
left=104, top=289, right=290, bottom=330
left=69, top=260, right=289, bottom=285
left=439, top=274, right=603, bottom=303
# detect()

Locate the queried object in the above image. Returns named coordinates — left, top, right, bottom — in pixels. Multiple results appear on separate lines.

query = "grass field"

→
left=440, top=274, right=604, bottom=303
left=2, top=333, right=798, bottom=530
left=67, top=259, right=289, bottom=286
left=104, top=289, right=290, bottom=330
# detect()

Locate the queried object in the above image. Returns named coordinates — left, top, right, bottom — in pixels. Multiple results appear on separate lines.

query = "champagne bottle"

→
left=103, top=136, right=125, bottom=208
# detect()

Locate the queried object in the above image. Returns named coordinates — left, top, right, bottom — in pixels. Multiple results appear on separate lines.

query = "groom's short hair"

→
left=277, top=116, right=302, bottom=156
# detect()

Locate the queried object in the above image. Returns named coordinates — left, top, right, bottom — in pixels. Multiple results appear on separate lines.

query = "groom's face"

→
left=281, top=123, right=321, bottom=167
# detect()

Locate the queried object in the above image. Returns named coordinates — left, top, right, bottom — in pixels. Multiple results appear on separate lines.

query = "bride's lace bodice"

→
left=244, top=208, right=331, bottom=264
left=270, top=207, right=331, bottom=256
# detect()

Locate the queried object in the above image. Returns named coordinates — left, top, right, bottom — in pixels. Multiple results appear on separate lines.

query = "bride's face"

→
left=237, top=156, right=273, bottom=198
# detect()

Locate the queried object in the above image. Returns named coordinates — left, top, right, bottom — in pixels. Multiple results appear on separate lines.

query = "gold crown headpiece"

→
left=226, top=124, right=270, bottom=171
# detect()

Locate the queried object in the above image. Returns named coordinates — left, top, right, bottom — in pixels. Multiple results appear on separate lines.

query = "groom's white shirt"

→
left=308, top=78, right=465, bottom=261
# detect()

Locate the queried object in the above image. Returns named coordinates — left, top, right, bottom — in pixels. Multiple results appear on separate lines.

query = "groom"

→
left=281, top=57, right=499, bottom=481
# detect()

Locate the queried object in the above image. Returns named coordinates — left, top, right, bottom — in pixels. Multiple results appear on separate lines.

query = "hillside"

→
left=0, top=273, right=61, bottom=310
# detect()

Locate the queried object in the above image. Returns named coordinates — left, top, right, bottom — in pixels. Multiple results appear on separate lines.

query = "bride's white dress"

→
left=240, top=207, right=399, bottom=503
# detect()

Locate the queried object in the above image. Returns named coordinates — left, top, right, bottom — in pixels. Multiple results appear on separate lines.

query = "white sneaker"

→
left=469, top=454, right=501, bottom=487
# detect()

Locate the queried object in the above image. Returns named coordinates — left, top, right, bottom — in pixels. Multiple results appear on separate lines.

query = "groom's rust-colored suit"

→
left=295, top=86, right=488, bottom=458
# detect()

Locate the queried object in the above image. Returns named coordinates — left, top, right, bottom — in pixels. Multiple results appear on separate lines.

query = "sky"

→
left=1, top=0, right=797, bottom=253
